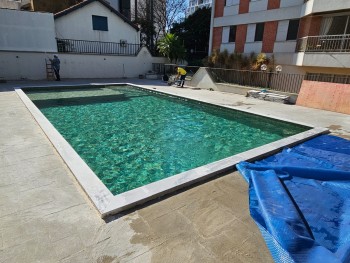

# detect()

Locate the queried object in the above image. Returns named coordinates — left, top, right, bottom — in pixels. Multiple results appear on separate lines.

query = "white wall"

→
left=249, top=0, right=267, bottom=13
left=297, top=53, right=350, bottom=68
left=302, top=0, right=350, bottom=17
left=0, top=9, right=57, bottom=52
left=246, top=24, right=256, bottom=43
left=220, top=43, right=235, bottom=53
left=274, top=41, right=296, bottom=53
left=244, top=42, right=262, bottom=54
left=222, top=26, right=230, bottom=43
left=223, top=4, right=238, bottom=16
left=275, top=20, right=289, bottom=42
left=0, top=48, right=167, bottom=80
left=54, top=1, right=140, bottom=44
left=225, top=0, right=239, bottom=6
left=280, top=0, right=303, bottom=8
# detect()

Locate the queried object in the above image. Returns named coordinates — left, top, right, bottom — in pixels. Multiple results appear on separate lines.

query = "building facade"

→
left=209, top=0, right=350, bottom=76
left=187, top=0, right=212, bottom=17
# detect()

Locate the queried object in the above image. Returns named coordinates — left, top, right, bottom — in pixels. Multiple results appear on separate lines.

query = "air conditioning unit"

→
left=120, top=39, right=127, bottom=47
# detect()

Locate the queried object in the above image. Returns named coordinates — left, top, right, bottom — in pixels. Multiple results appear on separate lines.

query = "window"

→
left=229, top=25, right=236, bottom=42
left=321, top=15, right=350, bottom=35
left=92, top=15, right=108, bottom=31
left=254, top=23, right=264, bottom=41
left=286, top=19, right=300, bottom=40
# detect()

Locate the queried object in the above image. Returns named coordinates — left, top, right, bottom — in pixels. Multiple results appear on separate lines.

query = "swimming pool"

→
left=17, top=84, right=327, bottom=217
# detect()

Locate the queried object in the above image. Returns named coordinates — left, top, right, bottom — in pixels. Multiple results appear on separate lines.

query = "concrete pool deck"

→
left=1, top=79, right=350, bottom=262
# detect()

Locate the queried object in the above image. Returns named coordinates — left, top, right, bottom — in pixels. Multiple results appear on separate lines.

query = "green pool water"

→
left=25, top=85, right=309, bottom=195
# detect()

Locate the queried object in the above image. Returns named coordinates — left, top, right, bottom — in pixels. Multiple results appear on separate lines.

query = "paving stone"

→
left=91, top=214, right=152, bottom=261
left=140, top=234, right=220, bottom=263
left=53, top=234, right=85, bottom=261
left=179, top=199, right=236, bottom=238
left=0, top=185, right=20, bottom=218
left=223, top=233, right=273, bottom=263
left=60, top=249, right=93, bottom=263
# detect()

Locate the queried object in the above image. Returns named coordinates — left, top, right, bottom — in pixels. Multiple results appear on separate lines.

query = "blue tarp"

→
left=236, top=135, right=350, bottom=263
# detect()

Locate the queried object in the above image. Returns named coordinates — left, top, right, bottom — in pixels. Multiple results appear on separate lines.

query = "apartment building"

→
left=209, top=0, right=350, bottom=76
left=187, top=0, right=212, bottom=17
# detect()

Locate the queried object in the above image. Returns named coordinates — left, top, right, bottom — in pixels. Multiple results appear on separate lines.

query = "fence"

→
left=296, top=35, right=350, bottom=52
left=305, top=73, right=350, bottom=84
left=208, top=68, right=305, bottom=94
left=56, top=38, right=142, bottom=56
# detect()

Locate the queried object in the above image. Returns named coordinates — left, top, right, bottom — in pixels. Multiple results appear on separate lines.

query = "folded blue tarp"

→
left=236, top=135, right=350, bottom=263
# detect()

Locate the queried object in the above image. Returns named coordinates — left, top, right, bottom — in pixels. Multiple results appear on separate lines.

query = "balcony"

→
left=296, top=35, right=350, bottom=53
left=302, top=0, right=350, bottom=16
left=295, top=35, right=350, bottom=68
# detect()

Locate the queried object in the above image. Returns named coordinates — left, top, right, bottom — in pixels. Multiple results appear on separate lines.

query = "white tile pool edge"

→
left=15, top=86, right=329, bottom=218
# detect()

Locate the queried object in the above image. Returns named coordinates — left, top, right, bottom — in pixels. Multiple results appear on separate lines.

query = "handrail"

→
left=296, top=34, right=350, bottom=53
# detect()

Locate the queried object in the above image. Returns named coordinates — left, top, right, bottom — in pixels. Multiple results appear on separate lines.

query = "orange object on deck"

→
left=296, top=80, right=350, bottom=114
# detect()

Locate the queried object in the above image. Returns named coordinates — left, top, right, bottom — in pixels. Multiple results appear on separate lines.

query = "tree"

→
left=132, top=0, right=187, bottom=52
left=157, top=33, right=186, bottom=63
left=166, top=0, right=187, bottom=30
left=170, top=7, right=211, bottom=63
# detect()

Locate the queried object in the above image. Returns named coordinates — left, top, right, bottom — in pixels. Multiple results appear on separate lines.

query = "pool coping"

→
left=15, top=84, right=329, bottom=218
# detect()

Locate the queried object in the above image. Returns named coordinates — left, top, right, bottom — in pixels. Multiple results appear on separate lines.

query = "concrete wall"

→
left=294, top=53, right=350, bottom=68
left=0, top=47, right=167, bottom=80
left=0, top=9, right=57, bottom=52
left=296, top=80, right=350, bottom=114
left=188, top=67, right=217, bottom=90
left=54, top=1, right=140, bottom=44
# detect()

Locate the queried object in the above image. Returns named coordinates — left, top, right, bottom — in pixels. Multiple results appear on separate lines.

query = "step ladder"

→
left=45, top=59, right=55, bottom=80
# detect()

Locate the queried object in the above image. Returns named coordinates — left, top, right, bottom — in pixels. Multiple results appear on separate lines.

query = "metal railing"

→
left=56, top=38, right=142, bottom=56
left=296, top=35, right=350, bottom=52
left=208, top=68, right=305, bottom=94
left=305, top=73, right=350, bottom=84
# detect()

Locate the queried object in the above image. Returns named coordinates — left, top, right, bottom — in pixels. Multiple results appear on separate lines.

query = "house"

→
left=208, top=0, right=350, bottom=114
left=54, top=0, right=140, bottom=45
left=0, top=0, right=166, bottom=80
